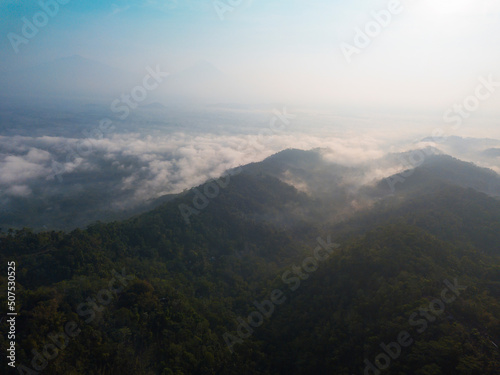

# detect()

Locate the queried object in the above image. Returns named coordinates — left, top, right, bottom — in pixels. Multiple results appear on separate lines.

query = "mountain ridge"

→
left=1, top=147, right=499, bottom=374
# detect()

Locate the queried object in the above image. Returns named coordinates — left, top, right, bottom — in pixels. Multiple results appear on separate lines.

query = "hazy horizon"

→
left=1, top=0, right=500, bottom=111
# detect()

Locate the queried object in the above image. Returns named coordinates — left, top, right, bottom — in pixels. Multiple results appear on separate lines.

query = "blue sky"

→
left=1, top=0, right=500, bottom=112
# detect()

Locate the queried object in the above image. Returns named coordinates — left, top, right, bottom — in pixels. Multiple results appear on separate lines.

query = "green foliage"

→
left=0, top=176, right=499, bottom=374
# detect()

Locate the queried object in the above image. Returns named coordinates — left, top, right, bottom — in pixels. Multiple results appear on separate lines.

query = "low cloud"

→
left=0, top=154, right=50, bottom=187
left=1, top=127, right=499, bottom=229
left=0, top=131, right=389, bottom=203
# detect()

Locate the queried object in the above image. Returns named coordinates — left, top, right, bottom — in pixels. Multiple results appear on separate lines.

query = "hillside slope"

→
left=1, top=151, right=499, bottom=374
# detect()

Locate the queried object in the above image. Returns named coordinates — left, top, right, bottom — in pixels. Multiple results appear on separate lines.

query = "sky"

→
left=1, top=0, right=500, bottom=112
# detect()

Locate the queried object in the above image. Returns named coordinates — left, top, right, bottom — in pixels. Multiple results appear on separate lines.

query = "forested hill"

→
left=0, top=149, right=499, bottom=374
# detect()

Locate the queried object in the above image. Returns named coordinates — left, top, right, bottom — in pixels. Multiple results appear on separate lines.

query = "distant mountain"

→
left=0, top=57, right=239, bottom=104
left=483, top=148, right=500, bottom=158
left=171, top=60, right=225, bottom=82
left=420, top=135, right=500, bottom=150
left=0, top=55, right=132, bottom=100
left=420, top=135, right=500, bottom=163
left=27, top=55, right=119, bottom=76
left=372, top=153, right=500, bottom=197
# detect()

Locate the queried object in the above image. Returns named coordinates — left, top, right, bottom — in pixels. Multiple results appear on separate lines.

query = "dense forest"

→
left=1, top=150, right=499, bottom=374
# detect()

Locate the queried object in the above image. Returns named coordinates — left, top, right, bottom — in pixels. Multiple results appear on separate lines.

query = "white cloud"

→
left=0, top=131, right=390, bottom=205
left=2, top=129, right=497, bottom=210
left=0, top=154, right=50, bottom=185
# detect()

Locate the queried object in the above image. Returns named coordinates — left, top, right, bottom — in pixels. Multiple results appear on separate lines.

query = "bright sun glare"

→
left=430, top=0, right=469, bottom=14
left=426, top=0, right=488, bottom=14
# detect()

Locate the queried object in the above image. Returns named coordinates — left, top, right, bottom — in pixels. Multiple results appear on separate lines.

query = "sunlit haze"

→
left=1, top=0, right=499, bottom=112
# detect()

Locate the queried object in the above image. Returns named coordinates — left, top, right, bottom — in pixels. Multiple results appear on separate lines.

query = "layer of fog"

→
left=1, top=105, right=499, bottom=229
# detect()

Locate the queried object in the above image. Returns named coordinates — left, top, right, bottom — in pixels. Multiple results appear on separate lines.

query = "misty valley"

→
left=1, top=1, right=500, bottom=374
